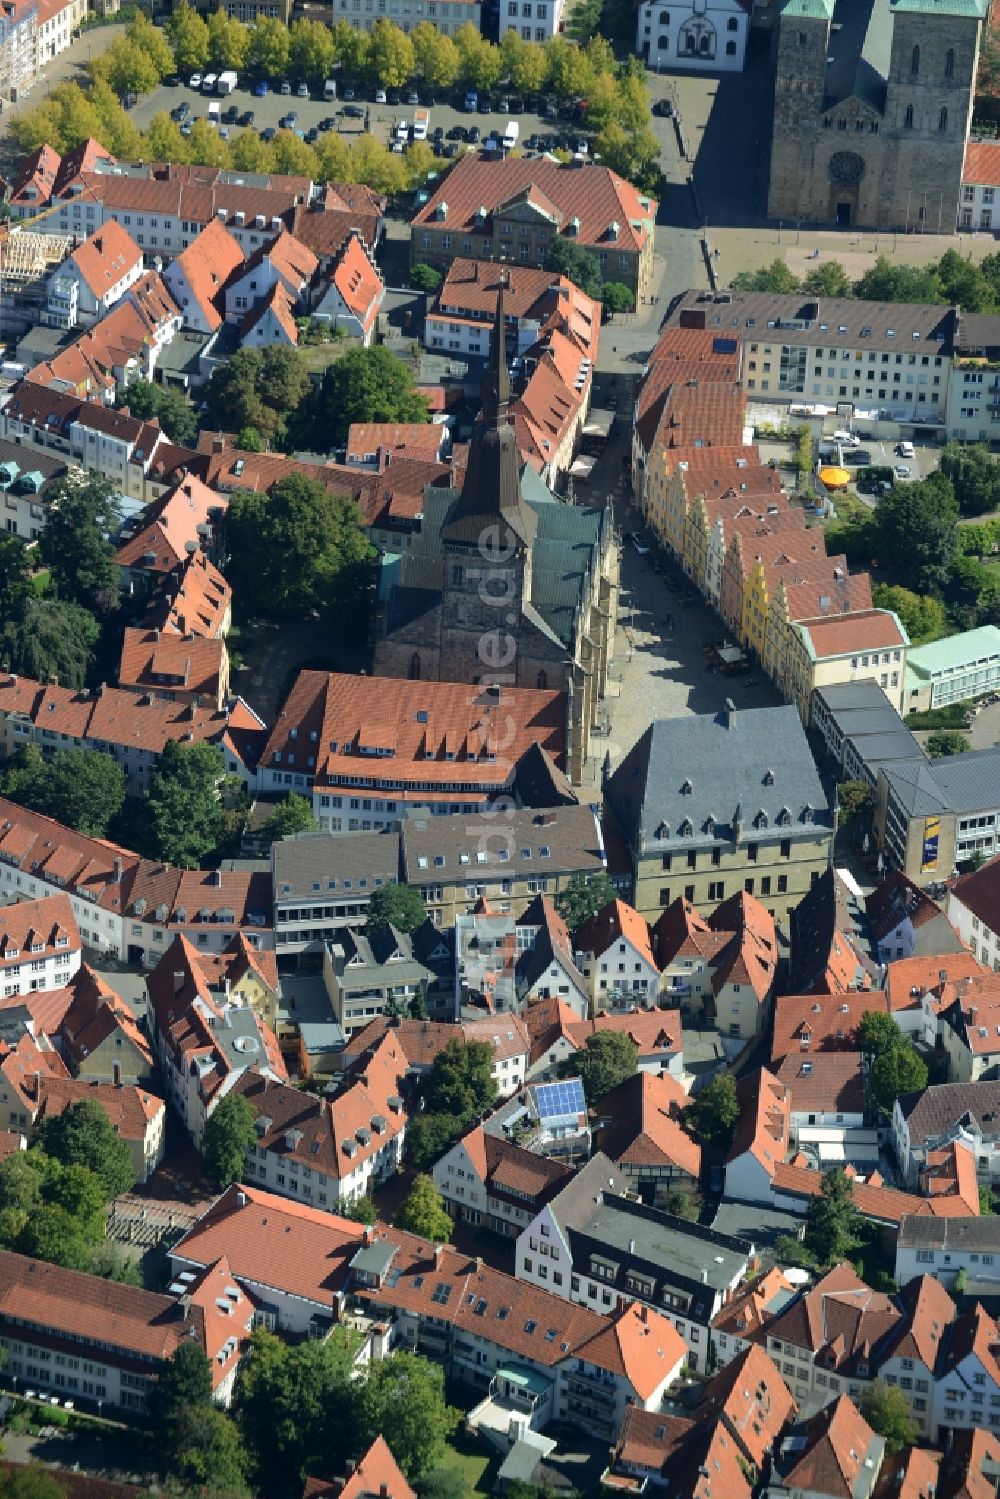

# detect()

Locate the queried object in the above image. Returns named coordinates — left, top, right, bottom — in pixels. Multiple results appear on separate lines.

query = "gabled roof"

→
left=866, top=869, right=956, bottom=945
left=774, top=1396, right=882, bottom=1499
left=303, top=1438, right=415, bottom=1499
left=115, top=475, right=227, bottom=574
left=760, top=1263, right=899, bottom=1372
left=573, top=897, right=656, bottom=969
left=937, top=1302, right=1000, bottom=1388
left=60, top=965, right=154, bottom=1071
left=771, top=991, right=888, bottom=1065
left=31, top=1073, right=164, bottom=1141
left=64, top=219, right=143, bottom=299
left=574, top=1300, right=686, bottom=1399
left=330, top=231, right=383, bottom=336
left=773, top=1050, right=866, bottom=1117
left=878, top=1272, right=954, bottom=1372
left=712, top=1265, right=798, bottom=1342
left=595, top=1071, right=701, bottom=1178
left=0, top=891, right=78, bottom=967
left=166, top=218, right=244, bottom=331
left=725, top=1067, right=789, bottom=1178
left=696, top=1343, right=796, bottom=1467
left=951, top=850, right=1000, bottom=935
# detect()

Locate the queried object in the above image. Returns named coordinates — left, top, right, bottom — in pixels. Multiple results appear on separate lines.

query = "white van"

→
left=202, top=73, right=218, bottom=93
left=897, top=440, right=915, bottom=458
left=324, top=78, right=337, bottom=101
left=503, top=120, right=519, bottom=150
left=208, top=100, right=221, bottom=125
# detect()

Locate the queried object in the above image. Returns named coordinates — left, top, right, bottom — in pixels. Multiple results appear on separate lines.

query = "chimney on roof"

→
left=434, top=1244, right=444, bottom=1265
left=724, top=698, right=737, bottom=729
left=113, top=856, right=123, bottom=883
left=212, top=869, right=222, bottom=887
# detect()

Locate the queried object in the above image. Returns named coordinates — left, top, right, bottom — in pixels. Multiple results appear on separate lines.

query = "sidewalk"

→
left=0, top=25, right=124, bottom=175
left=709, top=220, right=1000, bottom=287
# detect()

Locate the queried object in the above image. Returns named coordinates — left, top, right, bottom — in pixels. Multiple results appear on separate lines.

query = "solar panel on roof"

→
left=712, top=336, right=737, bottom=354
left=535, top=1079, right=585, bottom=1120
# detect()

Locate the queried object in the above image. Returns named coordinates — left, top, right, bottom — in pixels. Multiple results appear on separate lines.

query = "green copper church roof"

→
left=889, top=0, right=988, bottom=15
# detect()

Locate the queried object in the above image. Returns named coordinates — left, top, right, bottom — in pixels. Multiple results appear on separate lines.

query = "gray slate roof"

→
left=272, top=830, right=400, bottom=901
left=607, top=704, right=831, bottom=853
left=883, top=746, right=1000, bottom=819
left=401, top=803, right=605, bottom=885
left=897, top=1214, right=1000, bottom=1251
left=897, top=1078, right=1000, bottom=1145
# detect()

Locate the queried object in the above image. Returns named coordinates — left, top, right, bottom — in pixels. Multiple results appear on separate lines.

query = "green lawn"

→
left=30, top=569, right=49, bottom=596
left=436, top=1429, right=499, bottom=1497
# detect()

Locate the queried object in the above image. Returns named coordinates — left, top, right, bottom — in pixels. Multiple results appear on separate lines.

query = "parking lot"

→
left=126, top=74, right=671, bottom=161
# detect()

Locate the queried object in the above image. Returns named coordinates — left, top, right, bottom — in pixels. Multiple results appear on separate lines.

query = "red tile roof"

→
left=412, top=155, right=656, bottom=257
left=964, top=141, right=1000, bottom=187
left=574, top=898, right=656, bottom=969
left=115, top=476, right=228, bottom=575
left=697, top=1343, right=796, bottom=1467
left=65, top=219, right=143, bottom=300
left=330, top=231, right=383, bottom=338
left=167, top=219, right=244, bottom=331
left=32, top=1073, right=164, bottom=1140
left=303, top=1438, right=415, bottom=1499
left=0, top=892, right=78, bottom=968
left=950, top=851, right=1000, bottom=936
left=345, top=422, right=445, bottom=465
left=796, top=609, right=907, bottom=658
left=725, top=1067, right=790, bottom=1178
left=712, top=1266, right=797, bottom=1343
left=771, top=991, right=888, bottom=1064
left=118, top=627, right=226, bottom=703
left=773, top=1051, right=866, bottom=1117
left=778, top=1396, right=879, bottom=1499
left=595, top=1071, right=701, bottom=1178
left=261, top=670, right=567, bottom=793
left=59, top=965, right=154, bottom=1072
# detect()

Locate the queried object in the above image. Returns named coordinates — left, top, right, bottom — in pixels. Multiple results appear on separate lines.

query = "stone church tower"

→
left=372, top=286, right=619, bottom=785
left=768, top=0, right=987, bottom=231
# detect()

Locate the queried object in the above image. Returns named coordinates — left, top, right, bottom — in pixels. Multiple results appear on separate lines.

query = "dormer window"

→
left=679, top=818, right=693, bottom=837
left=763, top=768, right=775, bottom=786
left=681, top=778, right=693, bottom=795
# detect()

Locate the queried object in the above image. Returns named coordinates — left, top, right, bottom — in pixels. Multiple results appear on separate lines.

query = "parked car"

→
left=478, top=97, right=491, bottom=113
left=222, top=104, right=238, bottom=123
left=219, top=126, right=230, bottom=139
left=319, top=116, right=335, bottom=131
left=279, top=79, right=291, bottom=95
left=304, top=127, right=319, bottom=143
left=442, top=142, right=459, bottom=158
left=386, top=87, right=399, bottom=105
left=180, top=120, right=193, bottom=135
left=894, top=464, right=912, bottom=479
left=188, top=73, right=203, bottom=90
left=652, top=98, right=673, bottom=117
left=343, top=86, right=355, bottom=101
left=407, top=89, right=419, bottom=104
left=845, top=449, right=873, bottom=465
left=342, top=103, right=364, bottom=118
left=499, top=97, right=510, bottom=111
left=260, top=125, right=276, bottom=141
left=238, top=109, right=254, bottom=126
left=468, top=125, right=481, bottom=143
left=279, top=111, right=297, bottom=128
left=446, top=124, right=465, bottom=140
left=296, top=81, right=309, bottom=97
left=833, top=429, right=860, bottom=445
left=253, top=80, right=269, bottom=97
left=375, top=88, right=387, bottom=103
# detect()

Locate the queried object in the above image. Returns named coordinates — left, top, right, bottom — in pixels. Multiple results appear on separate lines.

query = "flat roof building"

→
left=904, top=626, right=1000, bottom=713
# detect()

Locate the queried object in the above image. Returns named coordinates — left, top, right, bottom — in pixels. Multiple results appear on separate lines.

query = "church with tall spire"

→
left=372, top=286, right=618, bottom=785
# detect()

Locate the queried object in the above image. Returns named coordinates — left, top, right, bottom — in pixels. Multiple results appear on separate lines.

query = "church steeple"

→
left=482, top=275, right=511, bottom=429
left=440, top=270, right=537, bottom=552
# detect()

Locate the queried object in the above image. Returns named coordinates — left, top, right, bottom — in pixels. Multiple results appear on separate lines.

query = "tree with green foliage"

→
left=0, top=1150, right=108, bottom=1269
left=206, top=8, right=249, bottom=70
left=802, top=260, right=852, bottom=297
left=0, top=531, right=30, bottom=597
left=171, top=1403, right=251, bottom=1495
left=206, top=345, right=309, bottom=445
left=837, top=780, right=875, bottom=829
left=869, top=1043, right=928, bottom=1119
left=453, top=22, right=502, bottom=90
left=118, top=378, right=198, bottom=446
left=858, top=1010, right=903, bottom=1058
left=928, top=729, right=971, bottom=757
left=859, top=1383, right=920, bottom=1454
left=544, top=235, right=603, bottom=300
left=939, top=442, right=1000, bottom=518
left=0, top=596, right=99, bottom=692
left=202, top=1090, right=257, bottom=1190
left=658, top=1182, right=702, bottom=1221
left=368, top=16, right=416, bottom=86
left=127, top=11, right=176, bottom=77
left=684, top=1074, right=739, bottom=1149
left=0, top=1468, right=70, bottom=1499
left=602, top=282, right=635, bottom=316
left=405, top=1112, right=462, bottom=1171
left=301, top=347, right=429, bottom=449
left=39, top=472, right=121, bottom=615
left=225, top=475, right=372, bottom=623
left=237, top=1326, right=358, bottom=1491
left=146, top=738, right=227, bottom=868
left=260, top=793, right=319, bottom=847
left=570, top=1031, right=638, bottom=1105
left=96, top=37, right=162, bottom=99
left=395, top=1173, right=453, bottom=1241
left=410, top=262, right=442, bottom=293
left=426, top=1039, right=498, bottom=1119
left=2, top=746, right=125, bottom=837
left=247, top=14, right=290, bottom=77
left=412, top=21, right=460, bottom=91
left=555, top=871, right=617, bottom=931
left=143, top=109, right=191, bottom=166
left=981, top=1185, right=997, bottom=1214
left=346, top=1192, right=377, bottom=1224
left=166, top=0, right=209, bottom=71
left=34, top=1099, right=135, bottom=1198
left=731, top=258, right=801, bottom=294
left=88, top=1241, right=142, bottom=1284
left=936, top=249, right=994, bottom=313
left=409, top=989, right=429, bottom=1020
left=803, top=1166, right=862, bottom=1266
left=158, top=1339, right=214, bottom=1434
left=359, top=1353, right=459, bottom=1482
left=854, top=257, right=946, bottom=304
left=875, top=473, right=958, bottom=594
left=871, top=583, right=947, bottom=643
left=366, top=881, right=428, bottom=937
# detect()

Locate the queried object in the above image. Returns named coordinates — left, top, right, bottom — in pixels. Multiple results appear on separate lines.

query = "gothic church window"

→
left=939, top=107, right=948, bottom=131
left=910, top=44, right=919, bottom=77
left=904, top=105, right=913, bottom=128
left=945, top=48, right=954, bottom=78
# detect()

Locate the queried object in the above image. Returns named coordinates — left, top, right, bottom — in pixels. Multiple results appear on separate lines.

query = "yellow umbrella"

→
left=818, top=465, right=852, bottom=489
